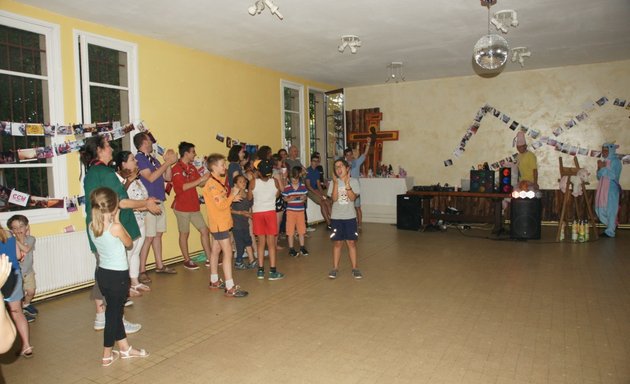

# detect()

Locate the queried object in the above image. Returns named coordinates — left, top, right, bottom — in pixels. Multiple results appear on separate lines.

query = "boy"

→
left=8, top=215, right=37, bottom=322
left=282, top=166, right=309, bottom=257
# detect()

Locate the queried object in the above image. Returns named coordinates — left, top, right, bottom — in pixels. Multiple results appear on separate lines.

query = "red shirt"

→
left=171, top=160, right=201, bottom=212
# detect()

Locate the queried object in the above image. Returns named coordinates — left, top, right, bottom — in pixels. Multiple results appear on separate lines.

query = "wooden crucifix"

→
left=347, top=112, right=399, bottom=175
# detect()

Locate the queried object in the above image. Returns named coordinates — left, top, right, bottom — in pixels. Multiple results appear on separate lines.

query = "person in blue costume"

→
left=594, top=142, right=622, bottom=238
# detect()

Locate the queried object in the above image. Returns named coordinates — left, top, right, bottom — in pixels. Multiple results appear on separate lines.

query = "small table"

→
left=405, top=190, right=510, bottom=233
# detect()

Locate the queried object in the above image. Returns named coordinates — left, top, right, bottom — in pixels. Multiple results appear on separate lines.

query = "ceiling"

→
left=14, top=0, right=630, bottom=87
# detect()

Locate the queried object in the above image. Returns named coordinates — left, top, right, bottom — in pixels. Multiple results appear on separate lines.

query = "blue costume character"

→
left=594, top=142, right=622, bottom=237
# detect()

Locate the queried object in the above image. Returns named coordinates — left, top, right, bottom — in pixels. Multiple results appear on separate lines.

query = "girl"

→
left=272, top=154, right=287, bottom=250
left=116, top=151, right=150, bottom=297
left=0, top=223, right=32, bottom=357
left=89, top=187, right=149, bottom=366
left=231, top=175, right=257, bottom=269
left=248, top=159, right=284, bottom=280
left=327, top=159, right=362, bottom=279
left=282, top=166, right=309, bottom=257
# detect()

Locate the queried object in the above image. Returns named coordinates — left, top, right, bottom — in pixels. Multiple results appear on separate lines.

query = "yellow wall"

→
left=346, top=61, right=630, bottom=190
left=2, top=1, right=334, bottom=263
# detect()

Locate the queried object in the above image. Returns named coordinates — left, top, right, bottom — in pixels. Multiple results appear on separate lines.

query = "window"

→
left=75, top=31, right=139, bottom=153
left=0, top=12, right=66, bottom=223
left=281, top=80, right=305, bottom=161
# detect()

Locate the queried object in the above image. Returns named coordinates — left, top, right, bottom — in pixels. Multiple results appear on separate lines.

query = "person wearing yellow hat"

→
left=514, top=131, right=538, bottom=188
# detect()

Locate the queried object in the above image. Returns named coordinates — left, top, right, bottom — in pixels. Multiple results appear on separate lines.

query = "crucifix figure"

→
left=347, top=112, right=399, bottom=175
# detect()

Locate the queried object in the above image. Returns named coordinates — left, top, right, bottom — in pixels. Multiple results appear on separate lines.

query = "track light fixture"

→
left=248, top=0, right=283, bottom=20
left=338, top=35, right=361, bottom=54
left=511, top=47, right=531, bottom=67
left=386, top=62, right=405, bottom=83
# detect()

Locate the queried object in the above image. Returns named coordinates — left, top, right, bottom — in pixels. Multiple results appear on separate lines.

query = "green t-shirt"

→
left=83, top=164, right=140, bottom=252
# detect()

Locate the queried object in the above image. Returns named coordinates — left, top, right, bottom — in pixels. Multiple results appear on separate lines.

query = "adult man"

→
left=305, top=153, right=332, bottom=229
left=595, top=142, right=622, bottom=238
left=285, top=145, right=304, bottom=172
left=515, top=131, right=538, bottom=186
left=171, top=142, right=212, bottom=269
left=344, top=137, right=371, bottom=228
left=134, top=132, right=178, bottom=283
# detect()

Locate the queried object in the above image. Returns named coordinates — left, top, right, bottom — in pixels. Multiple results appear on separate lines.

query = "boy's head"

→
left=206, top=153, right=226, bottom=176
left=257, top=159, right=273, bottom=178
left=290, top=166, right=302, bottom=181
left=8, top=214, right=29, bottom=236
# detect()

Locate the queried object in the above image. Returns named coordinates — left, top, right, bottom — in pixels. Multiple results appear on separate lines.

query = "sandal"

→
left=131, top=283, right=151, bottom=292
left=120, top=346, right=149, bottom=359
left=155, top=266, right=177, bottom=274
left=19, top=346, right=34, bottom=359
left=102, top=350, right=119, bottom=367
left=129, top=287, right=143, bottom=297
left=138, top=272, right=152, bottom=284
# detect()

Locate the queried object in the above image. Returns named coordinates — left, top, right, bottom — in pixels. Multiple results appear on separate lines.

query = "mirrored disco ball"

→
left=473, top=34, right=509, bottom=70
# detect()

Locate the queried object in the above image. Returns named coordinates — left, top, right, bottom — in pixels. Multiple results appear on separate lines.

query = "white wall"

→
left=346, top=60, right=630, bottom=190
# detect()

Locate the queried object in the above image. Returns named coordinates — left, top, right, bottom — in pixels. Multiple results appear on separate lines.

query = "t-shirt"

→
left=84, top=164, right=140, bottom=252
left=171, top=160, right=201, bottom=212
left=285, top=158, right=304, bottom=172
left=327, top=178, right=360, bottom=220
left=517, top=151, right=537, bottom=183
left=202, top=175, right=235, bottom=233
left=306, top=166, right=323, bottom=192
left=282, top=182, right=308, bottom=211
left=227, top=162, right=243, bottom=188
left=136, top=152, right=166, bottom=201
left=350, top=154, right=366, bottom=179
left=19, top=236, right=35, bottom=276
left=231, top=198, right=252, bottom=230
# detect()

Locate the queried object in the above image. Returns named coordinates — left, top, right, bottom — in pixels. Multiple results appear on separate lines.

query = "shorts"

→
left=354, top=195, right=361, bottom=208
left=211, top=230, right=230, bottom=241
left=307, top=190, right=326, bottom=205
left=4, top=270, right=24, bottom=303
left=22, top=271, right=36, bottom=293
left=174, top=210, right=207, bottom=233
left=252, top=210, right=278, bottom=236
left=286, top=210, right=306, bottom=236
left=145, top=201, right=167, bottom=237
left=330, top=218, right=358, bottom=241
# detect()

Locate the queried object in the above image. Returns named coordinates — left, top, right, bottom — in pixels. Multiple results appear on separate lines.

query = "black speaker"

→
left=510, top=198, right=542, bottom=239
left=470, top=170, right=495, bottom=193
left=397, top=194, right=422, bottom=230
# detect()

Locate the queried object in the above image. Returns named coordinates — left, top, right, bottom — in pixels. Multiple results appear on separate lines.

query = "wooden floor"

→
left=1, top=223, right=629, bottom=384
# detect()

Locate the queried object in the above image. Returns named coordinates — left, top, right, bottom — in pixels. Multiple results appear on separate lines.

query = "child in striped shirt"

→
left=282, top=166, right=309, bottom=257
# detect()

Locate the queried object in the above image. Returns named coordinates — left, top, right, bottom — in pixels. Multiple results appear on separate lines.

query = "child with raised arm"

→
left=282, top=166, right=309, bottom=257
left=202, top=153, right=248, bottom=297
left=89, top=187, right=149, bottom=366
left=327, top=159, right=362, bottom=279
left=8, top=215, right=37, bottom=321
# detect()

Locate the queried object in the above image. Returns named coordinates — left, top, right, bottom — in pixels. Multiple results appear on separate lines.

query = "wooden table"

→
left=405, top=190, right=510, bottom=233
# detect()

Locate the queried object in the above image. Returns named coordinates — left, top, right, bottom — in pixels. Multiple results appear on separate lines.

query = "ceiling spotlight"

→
left=491, top=10, right=518, bottom=33
left=338, top=35, right=361, bottom=54
left=386, top=62, right=405, bottom=83
left=248, top=0, right=283, bottom=20
left=511, top=47, right=531, bottom=67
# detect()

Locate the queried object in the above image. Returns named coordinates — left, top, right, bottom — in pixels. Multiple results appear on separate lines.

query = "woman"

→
left=80, top=135, right=160, bottom=331
left=116, top=151, right=151, bottom=297
left=0, top=224, right=32, bottom=357
left=227, top=144, right=245, bottom=188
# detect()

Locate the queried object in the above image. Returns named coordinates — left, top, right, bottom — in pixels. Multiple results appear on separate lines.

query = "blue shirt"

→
left=350, top=154, right=366, bottom=179
left=306, top=166, right=323, bottom=191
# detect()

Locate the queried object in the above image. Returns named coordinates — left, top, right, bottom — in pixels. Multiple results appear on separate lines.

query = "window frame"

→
left=281, top=80, right=305, bottom=162
left=0, top=11, right=67, bottom=224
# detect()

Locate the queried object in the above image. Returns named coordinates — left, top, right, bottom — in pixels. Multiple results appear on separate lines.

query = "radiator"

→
left=32, top=230, right=96, bottom=300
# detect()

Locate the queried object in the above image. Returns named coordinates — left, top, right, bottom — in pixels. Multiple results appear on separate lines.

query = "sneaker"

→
left=288, top=248, right=298, bottom=258
left=247, top=260, right=258, bottom=269
left=268, top=271, right=285, bottom=280
left=208, top=279, right=226, bottom=289
left=306, top=226, right=316, bottom=232
left=124, top=299, right=134, bottom=307
left=183, top=260, right=199, bottom=270
left=94, top=313, right=105, bottom=331
left=123, top=318, right=142, bottom=334
left=25, top=313, right=36, bottom=323
left=224, top=285, right=248, bottom=298
left=328, top=269, right=338, bottom=279
left=138, top=272, right=152, bottom=284
left=299, top=247, right=309, bottom=256
left=22, top=304, right=38, bottom=316
left=352, top=269, right=363, bottom=279
left=256, top=269, right=265, bottom=279
left=234, top=261, right=248, bottom=270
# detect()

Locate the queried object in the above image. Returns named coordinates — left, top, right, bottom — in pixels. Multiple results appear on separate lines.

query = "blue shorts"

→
left=330, top=219, right=358, bottom=241
left=4, top=270, right=24, bottom=303
left=211, top=230, right=231, bottom=241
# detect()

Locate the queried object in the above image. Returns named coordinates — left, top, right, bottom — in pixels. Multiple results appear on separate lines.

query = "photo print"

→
left=564, top=119, right=576, bottom=129
left=17, top=148, right=38, bottom=162
left=578, top=147, right=589, bottom=156
left=575, top=112, right=589, bottom=122
left=443, top=159, right=453, bottom=167
left=11, top=123, right=26, bottom=136
left=226, top=137, right=232, bottom=148
left=215, top=133, right=225, bottom=143
left=613, top=98, right=627, bottom=107
left=527, top=129, right=541, bottom=139
left=590, top=149, right=601, bottom=158
left=25, top=124, right=44, bottom=136
left=552, top=126, right=563, bottom=137
left=0, top=121, right=10, bottom=135
left=501, top=114, right=511, bottom=124
left=492, top=108, right=501, bottom=118
left=509, top=121, right=519, bottom=131
left=595, top=96, right=608, bottom=106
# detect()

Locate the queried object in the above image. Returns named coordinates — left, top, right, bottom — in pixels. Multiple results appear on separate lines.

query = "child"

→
left=7, top=215, right=37, bottom=321
left=89, top=187, right=149, bottom=366
left=231, top=175, right=257, bottom=270
left=327, top=159, right=362, bottom=279
left=248, top=159, right=284, bottom=280
left=202, top=153, right=248, bottom=297
left=282, top=166, right=309, bottom=257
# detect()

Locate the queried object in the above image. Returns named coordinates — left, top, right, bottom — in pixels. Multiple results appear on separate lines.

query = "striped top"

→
left=282, top=182, right=308, bottom=211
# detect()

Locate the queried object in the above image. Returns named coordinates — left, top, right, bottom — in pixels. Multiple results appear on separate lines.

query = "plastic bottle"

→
left=571, top=220, right=578, bottom=242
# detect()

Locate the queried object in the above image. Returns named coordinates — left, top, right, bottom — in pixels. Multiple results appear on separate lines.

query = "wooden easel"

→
left=556, top=156, right=599, bottom=241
